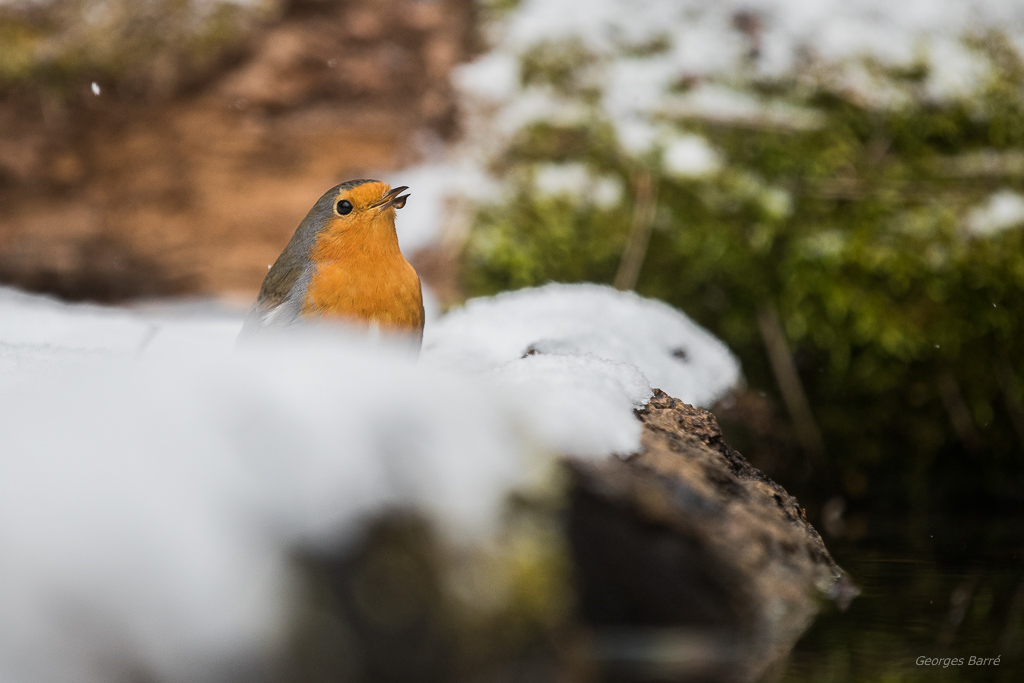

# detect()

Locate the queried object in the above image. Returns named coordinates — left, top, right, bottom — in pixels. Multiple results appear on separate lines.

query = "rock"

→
left=566, top=390, right=852, bottom=682
left=281, top=390, right=852, bottom=683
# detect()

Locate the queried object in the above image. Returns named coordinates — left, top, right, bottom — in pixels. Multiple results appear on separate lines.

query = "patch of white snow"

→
left=965, top=190, right=1024, bottom=237
left=422, top=283, right=742, bottom=407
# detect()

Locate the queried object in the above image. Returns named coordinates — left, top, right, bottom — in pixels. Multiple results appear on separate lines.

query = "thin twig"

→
left=938, top=571, right=981, bottom=646
left=614, top=169, right=658, bottom=292
left=936, top=370, right=985, bottom=457
left=999, top=577, right=1024, bottom=656
left=993, top=354, right=1024, bottom=451
left=756, top=304, right=824, bottom=462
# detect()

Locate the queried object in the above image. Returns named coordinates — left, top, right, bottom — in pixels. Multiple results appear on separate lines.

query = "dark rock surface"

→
left=567, top=389, right=852, bottom=682
left=284, top=390, right=851, bottom=683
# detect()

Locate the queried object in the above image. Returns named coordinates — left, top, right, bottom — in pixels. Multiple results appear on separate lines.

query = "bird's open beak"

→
left=370, top=186, right=410, bottom=211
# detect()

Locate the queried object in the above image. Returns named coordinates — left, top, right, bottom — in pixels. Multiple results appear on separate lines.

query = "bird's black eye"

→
left=336, top=199, right=353, bottom=215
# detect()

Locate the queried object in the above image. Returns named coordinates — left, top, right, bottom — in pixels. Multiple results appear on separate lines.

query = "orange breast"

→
left=302, top=250, right=424, bottom=336
left=300, top=199, right=424, bottom=339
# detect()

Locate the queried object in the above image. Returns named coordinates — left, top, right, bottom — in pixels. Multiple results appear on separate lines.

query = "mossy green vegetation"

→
left=462, top=34, right=1024, bottom=514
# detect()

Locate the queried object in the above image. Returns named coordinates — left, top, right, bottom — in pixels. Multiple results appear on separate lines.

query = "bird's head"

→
left=300, top=179, right=411, bottom=259
left=325, top=179, right=409, bottom=230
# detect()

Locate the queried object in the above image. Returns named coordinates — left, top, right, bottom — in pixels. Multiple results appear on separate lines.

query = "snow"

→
left=493, top=88, right=590, bottom=137
left=663, top=134, right=721, bottom=178
left=477, top=0, right=1024, bottom=100
left=965, top=189, right=1024, bottom=237
left=662, top=84, right=826, bottom=130
left=0, top=287, right=158, bottom=354
left=384, top=158, right=501, bottom=252
left=392, top=0, right=1024, bottom=253
left=0, top=282, right=740, bottom=683
left=590, top=174, right=625, bottom=209
left=533, top=163, right=624, bottom=208
left=534, top=162, right=591, bottom=198
left=922, top=39, right=991, bottom=101
left=451, top=51, right=519, bottom=103
left=422, top=283, right=741, bottom=408
left=510, top=0, right=1023, bottom=74
left=488, top=353, right=650, bottom=458
left=603, top=56, right=680, bottom=132
left=0, top=296, right=506, bottom=683
left=614, top=116, right=660, bottom=156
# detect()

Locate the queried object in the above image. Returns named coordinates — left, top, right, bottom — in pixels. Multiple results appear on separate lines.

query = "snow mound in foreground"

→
left=0, top=334, right=636, bottom=683
left=1, top=281, right=732, bottom=683
left=423, top=283, right=741, bottom=407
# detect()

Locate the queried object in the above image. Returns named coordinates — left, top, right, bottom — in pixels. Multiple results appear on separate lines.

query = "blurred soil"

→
left=0, top=0, right=474, bottom=303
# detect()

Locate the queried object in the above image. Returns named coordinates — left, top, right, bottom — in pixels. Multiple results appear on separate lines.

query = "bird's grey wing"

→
left=237, top=250, right=309, bottom=340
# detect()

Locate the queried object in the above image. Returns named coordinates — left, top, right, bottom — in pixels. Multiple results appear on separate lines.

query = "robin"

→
left=239, top=179, right=424, bottom=345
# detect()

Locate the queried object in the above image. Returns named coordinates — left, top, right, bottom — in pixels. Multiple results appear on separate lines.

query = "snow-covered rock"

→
left=423, top=283, right=741, bottom=408
left=0, top=282, right=740, bottom=683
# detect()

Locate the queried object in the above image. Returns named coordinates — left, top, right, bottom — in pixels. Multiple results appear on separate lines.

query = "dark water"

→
left=780, top=514, right=1024, bottom=682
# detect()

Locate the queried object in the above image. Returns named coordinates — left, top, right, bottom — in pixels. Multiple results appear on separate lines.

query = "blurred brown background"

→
left=0, top=0, right=472, bottom=302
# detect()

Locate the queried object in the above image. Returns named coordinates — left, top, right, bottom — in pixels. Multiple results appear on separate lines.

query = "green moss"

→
left=462, top=35, right=1024, bottom=512
left=520, top=39, right=596, bottom=92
